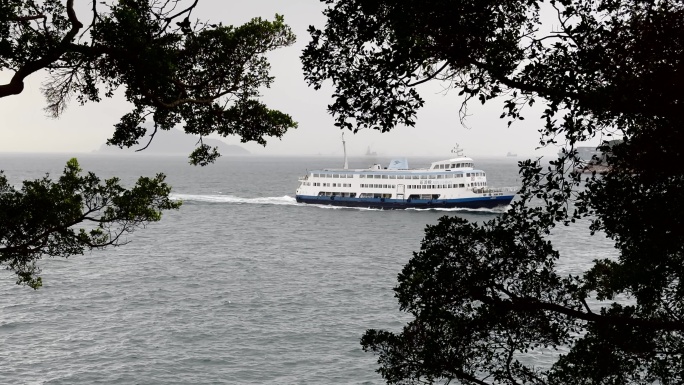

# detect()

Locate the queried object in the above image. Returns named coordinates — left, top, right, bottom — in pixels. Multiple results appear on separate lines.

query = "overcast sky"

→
left=0, top=0, right=572, bottom=159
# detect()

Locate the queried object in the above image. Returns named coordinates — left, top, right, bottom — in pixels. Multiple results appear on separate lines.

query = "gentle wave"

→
left=1, top=156, right=604, bottom=385
left=406, top=206, right=511, bottom=214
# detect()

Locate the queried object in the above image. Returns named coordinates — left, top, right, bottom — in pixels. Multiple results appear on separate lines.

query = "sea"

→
left=0, top=154, right=617, bottom=384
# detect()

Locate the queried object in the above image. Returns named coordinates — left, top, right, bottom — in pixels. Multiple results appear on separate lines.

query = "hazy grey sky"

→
left=0, top=0, right=570, bottom=159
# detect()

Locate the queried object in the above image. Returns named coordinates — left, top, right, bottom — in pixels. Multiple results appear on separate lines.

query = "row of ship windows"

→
left=311, top=172, right=485, bottom=179
left=359, top=184, right=473, bottom=189
left=310, top=183, right=353, bottom=187
left=397, top=182, right=488, bottom=188
left=315, top=192, right=447, bottom=199
left=304, top=182, right=489, bottom=188
left=318, top=192, right=358, bottom=197
left=433, top=163, right=473, bottom=169
left=316, top=191, right=501, bottom=199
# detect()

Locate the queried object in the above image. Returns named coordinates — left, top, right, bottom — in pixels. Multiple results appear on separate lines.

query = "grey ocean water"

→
left=0, top=154, right=617, bottom=384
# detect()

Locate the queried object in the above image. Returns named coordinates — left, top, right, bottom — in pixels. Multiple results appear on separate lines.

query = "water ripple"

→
left=0, top=155, right=609, bottom=384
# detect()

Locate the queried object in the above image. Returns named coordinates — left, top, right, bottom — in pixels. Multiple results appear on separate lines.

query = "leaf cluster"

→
left=302, top=0, right=537, bottom=132
left=0, top=158, right=180, bottom=289
left=1, top=1, right=298, bottom=165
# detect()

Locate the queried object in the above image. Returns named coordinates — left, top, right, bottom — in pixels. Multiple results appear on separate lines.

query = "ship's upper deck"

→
left=313, top=157, right=477, bottom=175
left=429, top=157, right=474, bottom=170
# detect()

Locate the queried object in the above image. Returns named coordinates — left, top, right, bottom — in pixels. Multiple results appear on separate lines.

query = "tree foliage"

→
left=0, top=158, right=180, bottom=289
left=1, top=0, right=297, bottom=164
left=304, top=0, right=684, bottom=383
left=1, top=1, right=297, bottom=287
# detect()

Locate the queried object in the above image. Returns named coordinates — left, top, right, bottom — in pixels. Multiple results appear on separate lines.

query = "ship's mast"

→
left=342, top=132, right=349, bottom=169
left=451, top=143, right=464, bottom=157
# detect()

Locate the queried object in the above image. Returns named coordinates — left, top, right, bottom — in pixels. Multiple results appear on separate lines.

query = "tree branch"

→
left=158, top=0, right=199, bottom=33
left=406, top=62, right=450, bottom=87
left=10, top=15, right=47, bottom=22
left=79, top=0, right=102, bottom=39
left=136, top=124, right=158, bottom=152
left=149, top=85, right=238, bottom=108
left=0, top=0, right=83, bottom=99
left=166, top=0, right=199, bottom=21
left=453, top=370, right=492, bottom=385
left=482, top=292, right=684, bottom=332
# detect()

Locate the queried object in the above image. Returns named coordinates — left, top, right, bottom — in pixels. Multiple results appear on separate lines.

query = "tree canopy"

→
left=1, top=1, right=297, bottom=287
left=0, top=159, right=180, bottom=289
left=1, top=0, right=297, bottom=164
left=304, top=0, right=684, bottom=384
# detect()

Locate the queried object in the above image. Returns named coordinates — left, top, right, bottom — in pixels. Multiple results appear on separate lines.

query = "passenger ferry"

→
left=295, top=140, right=517, bottom=209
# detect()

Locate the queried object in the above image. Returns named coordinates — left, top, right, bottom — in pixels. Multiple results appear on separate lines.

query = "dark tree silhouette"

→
left=303, top=1, right=684, bottom=383
left=1, top=0, right=297, bottom=164
left=0, top=159, right=180, bottom=289
left=1, top=1, right=297, bottom=288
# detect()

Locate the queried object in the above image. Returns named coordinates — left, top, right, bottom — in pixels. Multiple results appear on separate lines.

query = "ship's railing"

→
left=473, top=186, right=519, bottom=194
left=490, top=186, right=519, bottom=193
left=298, top=175, right=309, bottom=182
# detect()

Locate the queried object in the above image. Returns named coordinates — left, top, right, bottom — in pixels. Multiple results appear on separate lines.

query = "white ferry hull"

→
left=295, top=155, right=517, bottom=210
left=295, top=194, right=514, bottom=209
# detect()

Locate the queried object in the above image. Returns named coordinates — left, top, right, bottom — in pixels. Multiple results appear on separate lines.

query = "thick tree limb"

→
left=482, top=291, right=684, bottom=332
left=10, top=15, right=47, bottom=22
left=0, top=0, right=83, bottom=99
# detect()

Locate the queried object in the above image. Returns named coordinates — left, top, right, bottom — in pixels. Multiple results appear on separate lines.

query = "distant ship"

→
left=365, top=146, right=377, bottom=156
left=558, top=140, right=621, bottom=161
left=558, top=140, right=622, bottom=174
left=506, top=152, right=517, bottom=157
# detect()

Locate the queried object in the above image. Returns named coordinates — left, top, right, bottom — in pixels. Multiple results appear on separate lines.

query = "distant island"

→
left=94, top=128, right=249, bottom=155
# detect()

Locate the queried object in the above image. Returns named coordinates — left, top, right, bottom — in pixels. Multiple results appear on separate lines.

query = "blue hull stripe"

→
left=295, top=195, right=514, bottom=209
